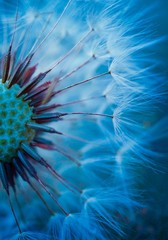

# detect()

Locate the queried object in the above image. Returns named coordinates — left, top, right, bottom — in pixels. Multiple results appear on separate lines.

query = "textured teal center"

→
left=0, top=80, right=35, bottom=163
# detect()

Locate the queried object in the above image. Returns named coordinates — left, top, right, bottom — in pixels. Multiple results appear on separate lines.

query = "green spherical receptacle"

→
left=0, top=80, right=35, bottom=163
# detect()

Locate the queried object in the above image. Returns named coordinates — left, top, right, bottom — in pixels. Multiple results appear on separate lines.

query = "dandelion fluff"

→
left=0, top=0, right=165, bottom=239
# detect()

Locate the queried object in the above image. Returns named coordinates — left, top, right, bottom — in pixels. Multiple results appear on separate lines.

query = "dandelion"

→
left=0, top=0, right=164, bottom=239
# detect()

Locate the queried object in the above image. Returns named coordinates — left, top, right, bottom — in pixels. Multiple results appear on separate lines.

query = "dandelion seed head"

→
left=0, top=0, right=165, bottom=239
